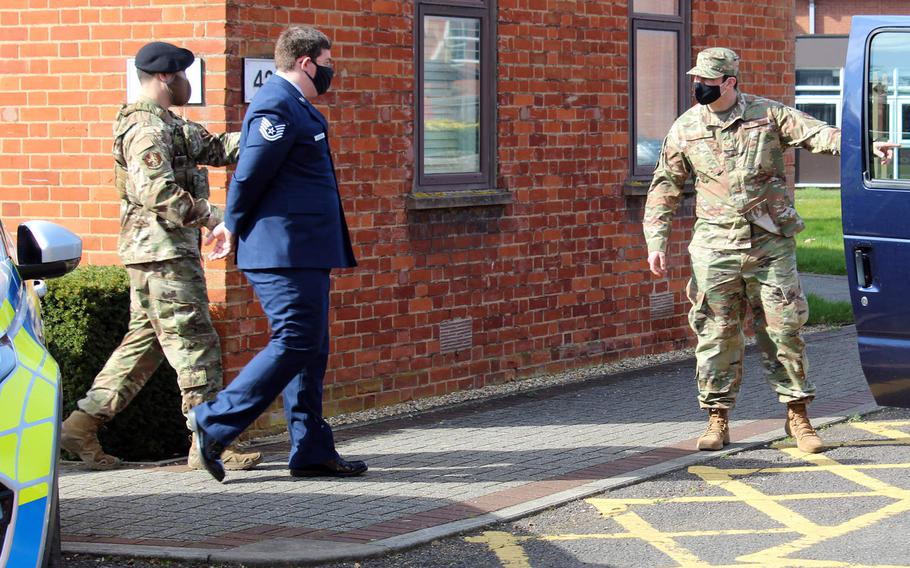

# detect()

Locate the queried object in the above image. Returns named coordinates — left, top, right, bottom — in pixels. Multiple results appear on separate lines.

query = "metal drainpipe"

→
left=809, top=0, right=816, bottom=34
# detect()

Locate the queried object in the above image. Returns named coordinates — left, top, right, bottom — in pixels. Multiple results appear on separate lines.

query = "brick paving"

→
left=59, top=327, right=876, bottom=558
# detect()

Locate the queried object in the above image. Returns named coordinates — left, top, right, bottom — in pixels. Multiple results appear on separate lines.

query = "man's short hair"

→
left=274, top=26, right=332, bottom=72
left=137, top=68, right=156, bottom=83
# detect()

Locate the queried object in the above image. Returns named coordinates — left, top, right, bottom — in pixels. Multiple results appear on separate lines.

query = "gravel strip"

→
left=300, top=323, right=840, bottom=431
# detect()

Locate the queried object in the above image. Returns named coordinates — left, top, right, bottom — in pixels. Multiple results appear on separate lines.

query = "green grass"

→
left=806, top=293, right=854, bottom=326
left=794, top=187, right=846, bottom=275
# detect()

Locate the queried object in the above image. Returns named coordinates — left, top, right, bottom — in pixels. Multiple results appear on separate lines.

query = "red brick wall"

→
left=0, top=1, right=233, bottom=265
left=796, top=0, right=910, bottom=35
left=2, top=1, right=796, bottom=434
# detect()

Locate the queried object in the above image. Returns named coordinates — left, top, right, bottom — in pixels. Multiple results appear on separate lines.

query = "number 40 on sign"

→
left=243, top=58, right=276, bottom=103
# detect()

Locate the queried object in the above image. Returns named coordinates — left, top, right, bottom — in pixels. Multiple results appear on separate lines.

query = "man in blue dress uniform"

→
left=189, top=26, right=366, bottom=482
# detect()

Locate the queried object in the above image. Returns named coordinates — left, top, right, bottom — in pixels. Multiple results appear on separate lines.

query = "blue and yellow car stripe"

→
left=0, top=260, right=59, bottom=568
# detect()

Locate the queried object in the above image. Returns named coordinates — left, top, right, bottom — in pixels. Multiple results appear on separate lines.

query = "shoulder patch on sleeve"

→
left=142, top=150, right=165, bottom=169
left=259, top=117, right=286, bottom=141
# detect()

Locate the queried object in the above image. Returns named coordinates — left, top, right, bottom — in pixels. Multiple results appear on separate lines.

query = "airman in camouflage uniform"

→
left=60, top=42, right=261, bottom=471
left=643, top=48, right=845, bottom=454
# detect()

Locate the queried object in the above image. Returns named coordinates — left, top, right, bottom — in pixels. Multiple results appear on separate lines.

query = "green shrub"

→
left=43, top=265, right=189, bottom=461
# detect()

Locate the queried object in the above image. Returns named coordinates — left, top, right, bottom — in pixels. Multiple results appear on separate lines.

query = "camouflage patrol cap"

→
left=686, top=47, right=740, bottom=79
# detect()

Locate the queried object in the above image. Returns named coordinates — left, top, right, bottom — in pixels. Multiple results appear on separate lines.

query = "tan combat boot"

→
left=60, top=410, right=123, bottom=470
left=187, top=438, right=263, bottom=471
left=697, top=408, right=730, bottom=451
left=785, top=402, right=825, bottom=453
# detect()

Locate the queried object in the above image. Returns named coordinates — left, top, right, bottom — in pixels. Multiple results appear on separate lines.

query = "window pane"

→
left=635, top=29, right=678, bottom=168
left=868, top=32, right=910, bottom=180
left=423, top=15, right=481, bottom=175
left=797, top=103, right=836, bottom=125
left=632, top=0, right=678, bottom=15
left=796, top=69, right=840, bottom=86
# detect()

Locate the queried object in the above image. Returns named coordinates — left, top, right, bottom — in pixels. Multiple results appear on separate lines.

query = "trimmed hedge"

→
left=43, top=265, right=190, bottom=461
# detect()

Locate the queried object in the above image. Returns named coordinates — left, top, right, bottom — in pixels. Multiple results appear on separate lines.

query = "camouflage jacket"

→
left=643, top=93, right=840, bottom=253
left=113, top=97, right=240, bottom=265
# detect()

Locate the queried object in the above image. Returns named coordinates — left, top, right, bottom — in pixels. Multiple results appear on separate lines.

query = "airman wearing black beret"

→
left=60, top=40, right=262, bottom=473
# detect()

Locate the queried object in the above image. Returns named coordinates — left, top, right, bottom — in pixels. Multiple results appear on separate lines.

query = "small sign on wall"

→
left=126, top=57, right=204, bottom=105
left=243, top=58, right=276, bottom=103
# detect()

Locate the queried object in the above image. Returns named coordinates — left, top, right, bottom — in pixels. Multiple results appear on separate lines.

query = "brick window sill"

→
left=405, top=189, right=513, bottom=210
left=622, top=178, right=694, bottom=196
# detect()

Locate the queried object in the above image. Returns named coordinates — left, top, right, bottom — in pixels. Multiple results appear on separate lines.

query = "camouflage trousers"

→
left=77, top=257, right=223, bottom=420
left=687, top=228, right=813, bottom=409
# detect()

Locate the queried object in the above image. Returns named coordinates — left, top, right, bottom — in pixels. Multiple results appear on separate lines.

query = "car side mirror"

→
left=16, top=221, right=82, bottom=280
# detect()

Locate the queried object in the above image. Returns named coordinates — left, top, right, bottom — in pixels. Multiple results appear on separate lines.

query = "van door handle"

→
left=854, top=246, right=873, bottom=288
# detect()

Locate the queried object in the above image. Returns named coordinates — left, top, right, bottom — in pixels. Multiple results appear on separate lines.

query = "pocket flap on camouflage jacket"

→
left=742, top=117, right=772, bottom=129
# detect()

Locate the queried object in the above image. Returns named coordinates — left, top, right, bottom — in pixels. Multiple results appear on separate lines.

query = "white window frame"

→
left=795, top=67, right=843, bottom=188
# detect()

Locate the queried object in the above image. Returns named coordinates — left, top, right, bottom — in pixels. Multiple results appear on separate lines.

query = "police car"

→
left=0, top=219, right=81, bottom=568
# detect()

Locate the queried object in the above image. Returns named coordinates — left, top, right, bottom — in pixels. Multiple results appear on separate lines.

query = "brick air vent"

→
left=650, top=292, right=674, bottom=320
left=439, top=318, right=473, bottom=353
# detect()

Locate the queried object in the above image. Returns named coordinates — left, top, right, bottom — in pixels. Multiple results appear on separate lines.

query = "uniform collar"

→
left=699, top=92, right=747, bottom=129
left=133, top=96, right=175, bottom=123
left=275, top=72, right=306, bottom=99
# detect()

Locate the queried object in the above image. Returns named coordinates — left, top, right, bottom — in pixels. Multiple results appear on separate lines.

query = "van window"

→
left=868, top=32, right=910, bottom=181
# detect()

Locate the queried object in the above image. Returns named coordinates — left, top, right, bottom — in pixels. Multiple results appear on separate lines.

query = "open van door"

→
left=842, top=16, right=910, bottom=408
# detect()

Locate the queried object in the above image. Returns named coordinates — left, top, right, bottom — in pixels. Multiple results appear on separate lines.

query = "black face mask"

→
left=306, top=63, right=334, bottom=95
left=694, top=82, right=721, bottom=105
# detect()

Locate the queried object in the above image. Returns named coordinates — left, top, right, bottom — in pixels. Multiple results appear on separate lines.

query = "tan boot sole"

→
left=59, top=435, right=122, bottom=470
left=696, top=430, right=730, bottom=451
left=785, top=420, right=826, bottom=453
left=187, top=450, right=263, bottom=471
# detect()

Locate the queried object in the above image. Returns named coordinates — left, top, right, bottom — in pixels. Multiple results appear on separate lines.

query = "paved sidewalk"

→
left=801, top=272, right=850, bottom=303
left=60, top=327, right=878, bottom=566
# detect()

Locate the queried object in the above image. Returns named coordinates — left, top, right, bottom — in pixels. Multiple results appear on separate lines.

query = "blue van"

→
left=843, top=16, right=910, bottom=409
left=0, top=219, right=81, bottom=568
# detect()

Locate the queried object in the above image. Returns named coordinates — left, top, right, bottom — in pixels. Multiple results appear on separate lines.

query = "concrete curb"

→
left=63, top=401, right=882, bottom=566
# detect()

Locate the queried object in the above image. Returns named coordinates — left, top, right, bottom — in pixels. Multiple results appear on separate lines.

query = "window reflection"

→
left=632, top=0, right=678, bottom=15
left=635, top=29, right=678, bottom=168
left=868, top=32, right=910, bottom=180
left=423, top=15, right=481, bottom=175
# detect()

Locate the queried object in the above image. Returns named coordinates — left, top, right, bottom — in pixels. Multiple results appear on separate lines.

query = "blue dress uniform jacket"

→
left=226, top=74, right=356, bottom=270
left=193, top=74, right=358, bottom=468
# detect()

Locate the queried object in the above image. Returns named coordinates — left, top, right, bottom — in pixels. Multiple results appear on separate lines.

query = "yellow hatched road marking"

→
left=613, top=511, right=712, bottom=567
left=689, top=465, right=821, bottom=534
left=464, top=420, right=910, bottom=567
left=589, top=490, right=889, bottom=506
left=852, top=421, right=910, bottom=441
left=464, top=532, right=532, bottom=568
left=541, top=527, right=795, bottom=541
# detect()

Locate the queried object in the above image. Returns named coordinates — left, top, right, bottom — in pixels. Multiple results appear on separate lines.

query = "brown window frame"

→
left=629, top=1, right=691, bottom=179
left=414, top=0, right=497, bottom=192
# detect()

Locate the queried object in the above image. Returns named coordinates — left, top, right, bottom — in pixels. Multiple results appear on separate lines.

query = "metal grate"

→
left=649, top=292, right=674, bottom=320
left=439, top=318, right=473, bottom=353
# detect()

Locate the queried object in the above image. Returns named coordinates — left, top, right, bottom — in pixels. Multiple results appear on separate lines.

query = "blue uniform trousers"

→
left=194, top=267, right=337, bottom=467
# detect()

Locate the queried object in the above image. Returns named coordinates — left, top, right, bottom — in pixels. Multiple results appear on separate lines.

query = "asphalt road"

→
left=64, top=407, right=910, bottom=568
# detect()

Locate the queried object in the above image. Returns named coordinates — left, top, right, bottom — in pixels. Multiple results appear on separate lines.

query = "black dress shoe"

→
left=187, top=409, right=226, bottom=482
left=290, top=456, right=368, bottom=478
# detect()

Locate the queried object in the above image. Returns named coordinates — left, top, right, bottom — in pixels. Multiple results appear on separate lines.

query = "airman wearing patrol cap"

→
left=643, top=47, right=851, bottom=455
left=686, top=46, right=740, bottom=79
left=60, top=41, right=261, bottom=472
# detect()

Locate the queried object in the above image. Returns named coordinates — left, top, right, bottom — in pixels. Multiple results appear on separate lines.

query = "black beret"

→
left=135, top=41, right=194, bottom=73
